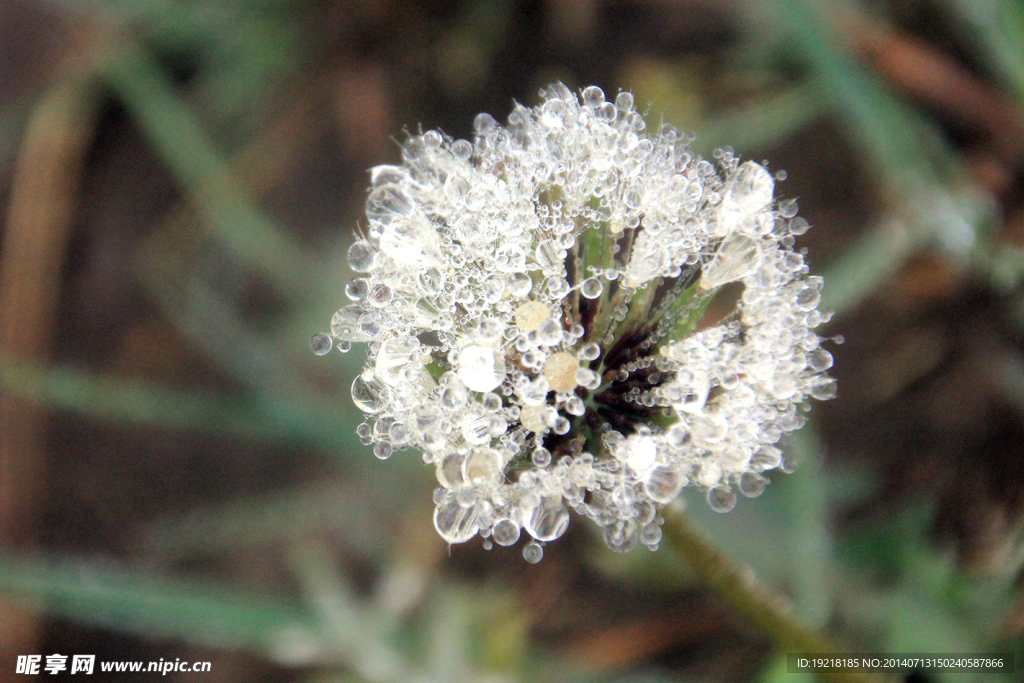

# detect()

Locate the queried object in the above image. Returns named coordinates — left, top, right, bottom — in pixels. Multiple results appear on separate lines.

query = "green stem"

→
left=662, top=510, right=892, bottom=683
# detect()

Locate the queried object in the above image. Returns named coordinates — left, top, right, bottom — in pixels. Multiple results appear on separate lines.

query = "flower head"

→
left=312, top=83, right=835, bottom=561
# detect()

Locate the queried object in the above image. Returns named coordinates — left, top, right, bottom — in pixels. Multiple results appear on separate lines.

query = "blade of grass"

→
left=784, top=423, right=832, bottom=628
left=692, top=82, right=831, bottom=156
left=144, top=484, right=387, bottom=560
left=0, top=552, right=321, bottom=658
left=942, top=0, right=1024, bottom=103
left=99, top=42, right=312, bottom=301
left=819, top=219, right=916, bottom=316
left=0, top=357, right=359, bottom=452
left=287, top=540, right=409, bottom=680
left=771, top=0, right=958, bottom=187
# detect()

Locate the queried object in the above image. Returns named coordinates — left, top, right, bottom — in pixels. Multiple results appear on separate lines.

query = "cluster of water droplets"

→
left=312, top=83, right=834, bottom=561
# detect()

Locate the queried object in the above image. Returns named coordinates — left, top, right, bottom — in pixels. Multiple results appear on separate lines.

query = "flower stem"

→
left=661, top=509, right=890, bottom=683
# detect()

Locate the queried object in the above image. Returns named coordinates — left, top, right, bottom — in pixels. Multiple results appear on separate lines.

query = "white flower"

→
left=312, top=83, right=835, bottom=560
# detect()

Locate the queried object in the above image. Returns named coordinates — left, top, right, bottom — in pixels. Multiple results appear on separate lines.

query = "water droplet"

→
left=525, top=496, right=570, bottom=541
left=707, top=486, right=737, bottom=512
left=366, top=185, right=415, bottom=226
left=615, top=91, right=634, bottom=111
left=795, top=286, right=820, bottom=311
left=537, top=318, right=564, bottom=345
left=463, top=447, right=502, bottom=484
left=434, top=498, right=479, bottom=543
left=582, top=85, right=605, bottom=109
left=531, top=447, right=552, bottom=467
left=739, top=471, right=768, bottom=497
left=604, top=519, right=638, bottom=552
left=457, top=345, right=506, bottom=392
left=375, top=336, right=420, bottom=385
left=581, top=278, right=603, bottom=299
left=417, top=267, right=445, bottom=296
left=519, top=404, right=546, bottom=433
left=351, top=374, right=387, bottom=413
left=644, top=466, right=683, bottom=503
left=574, top=367, right=600, bottom=390
left=474, top=112, right=498, bottom=134
left=347, top=241, right=377, bottom=272
left=492, top=519, right=521, bottom=546
left=750, top=446, right=782, bottom=471
left=666, top=423, right=690, bottom=448
left=810, top=378, right=837, bottom=400
left=522, top=542, right=543, bottom=563
left=358, top=314, right=382, bottom=338
left=374, top=442, right=393, bottom=460
left=309, top=333, right=333, bottom=356
left=444, top=174, right=471, bottom=202
left=508, top=272, right=533, bottom=297
left=640, top=523, right=662, bottom=546
left=724, top=161, right=774, bottom=215
left=346, top=278, right=369, bottom=300
left=367, top=283, right=393, bottom=308
left=621, top=435, right=657, bottom=471
left=701, top=235, right=761, bottom=289
left=809, top=348, right=833, bottom=372
left=451, top=139, right=472, bottom=159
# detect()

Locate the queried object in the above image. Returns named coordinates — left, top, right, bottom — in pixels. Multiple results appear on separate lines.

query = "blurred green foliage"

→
left=1, top=0, right=1023, bottom=681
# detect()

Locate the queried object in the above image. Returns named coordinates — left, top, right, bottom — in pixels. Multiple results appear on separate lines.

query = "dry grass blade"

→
left=0, top=66, right=100, bottom=680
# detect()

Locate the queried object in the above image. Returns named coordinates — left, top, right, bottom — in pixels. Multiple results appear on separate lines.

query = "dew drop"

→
left=537, top=318, right=564, bottom=345
left=795, top=286, right=821, bottom=311
left=810, top=378, right=837, bottom=400
left=579, top=342, right=601, bottom=361
left=789, top=216, right=810, bottom=235
left=457, top=345, right=506, bottom=392
left=463, top=447, right=502, bottom=484
left=707, top=486, right=738, bottom=513
left=723, top=161, right=774, bottom=215
left=351, top=374, right=387, bottom=413
left=739, top=471, right=768, bottom=497
left=666, top=423, right=690, bottom=448
left=345, top=278, right=369, bottom=301
left=434, top=498, right=479, bottom=544
left=640, top=523, right=662, bottom=546
left=474, top=113, right=498, bottom=134
left=582, top=85, right=605, bottom=109
left=492, top=519, right=521, bottom=546
left=347, top=241, right=377, bottom=272
left=644, top=465, right=683, bottom=503
left=309, top=333, right=333, bottom=356
left=581, top=277, right=603, bottom=299
left=417, top=267, right=445, bottom=296
left=508, top=272, right=533, bottom=297
left=522, top=542, right=543, bottom=563
left=809, top=348, right=833, bottom=372
left=373, top=442, right=393, bottom=460
left=525, top=496, right=570, bottom=542
left=604, top=519, right=639, bottom=552
left=367, top=283, right=394, bottom=308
